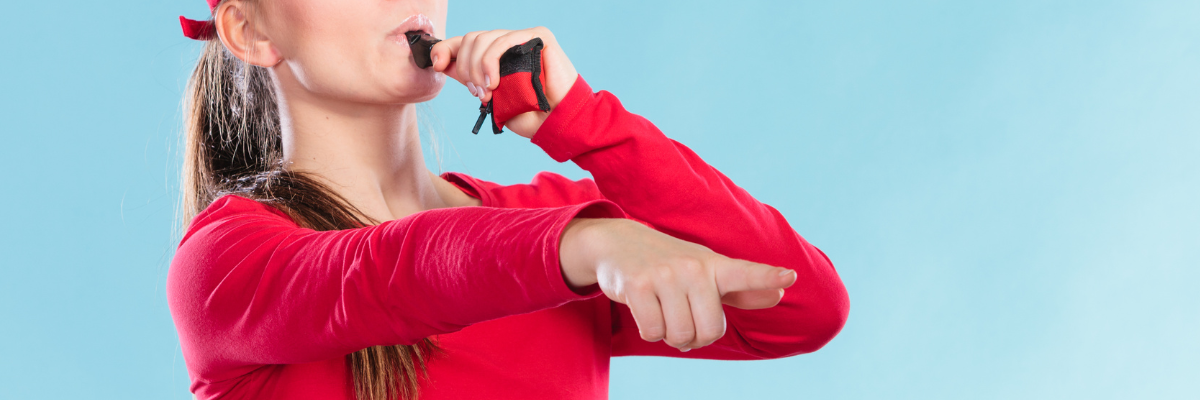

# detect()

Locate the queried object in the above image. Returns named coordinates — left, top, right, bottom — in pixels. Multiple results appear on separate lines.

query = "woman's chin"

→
left=392, top=72, right=445, bottom=103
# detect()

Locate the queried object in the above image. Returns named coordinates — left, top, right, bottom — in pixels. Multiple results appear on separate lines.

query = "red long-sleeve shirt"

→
left=167, top=75, right=849, bottom=400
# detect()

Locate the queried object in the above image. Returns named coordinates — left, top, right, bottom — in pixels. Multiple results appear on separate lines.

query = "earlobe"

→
left=246, top=41, right=284, bottom=68
left=247, top=40, right=283, bottom=68
left=260, top=44, right=284, bottom=68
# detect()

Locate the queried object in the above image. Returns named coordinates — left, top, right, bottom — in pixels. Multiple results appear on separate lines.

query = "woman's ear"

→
left=214, top=1, right=281, bottom=67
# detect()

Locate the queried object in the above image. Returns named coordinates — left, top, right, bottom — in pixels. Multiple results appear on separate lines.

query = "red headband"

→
left=180, top=0, right=220, bottom=40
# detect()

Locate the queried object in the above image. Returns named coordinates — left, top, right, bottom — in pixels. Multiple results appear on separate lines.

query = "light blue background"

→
left=1, top=0, right=1196, bottom=399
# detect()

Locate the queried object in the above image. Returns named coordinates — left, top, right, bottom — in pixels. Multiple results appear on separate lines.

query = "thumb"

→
left=714, top=259, right=797, bottom=296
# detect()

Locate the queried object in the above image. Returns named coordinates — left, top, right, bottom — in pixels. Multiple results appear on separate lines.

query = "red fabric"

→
left=180, top=16, right=216, bottom=41
left=490, top=71, right=538, bottom=131
left=168, top=75, right=849, bottom=400
left=179, top=0, right=220, bottom=40
left=489, top=51, right=549, bottom=131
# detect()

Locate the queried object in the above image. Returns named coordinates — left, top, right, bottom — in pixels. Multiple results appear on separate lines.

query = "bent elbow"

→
left=767, top=252, right=851, bottom=358
left=801, top=282, right=851, bottom=355
left=803, top=249, right=851, bottom=353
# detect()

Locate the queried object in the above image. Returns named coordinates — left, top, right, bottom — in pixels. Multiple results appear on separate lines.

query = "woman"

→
left=168, top=0, right=850, bottom=399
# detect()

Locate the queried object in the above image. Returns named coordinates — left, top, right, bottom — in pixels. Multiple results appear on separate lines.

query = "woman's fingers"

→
left=683, top=281, right=727, bottom=351
left=624, top=285, right=666, bottom=343
left=476, top=29, right=541, bottom=102
left=625, top=273, right=729, bottom=351
left=721, top=288, right=786, bottom=310
left=581, top=219, right=795, bottom=351
left=455, top=31, right=484, bottom=97
left=624, top=258, right=793, bottom=350
left=427, top=27, right=574, bottom=119
left=428, top=28, right=547, bottom=102
left=429, top=29, right=518, bottom=101
left=714, top=260, right=797, bottom=296
left=659, top=285, right=696, bottom=350
left=429, top=36, right=460, bottom=76
left=467, top=30, right=511, bottom=100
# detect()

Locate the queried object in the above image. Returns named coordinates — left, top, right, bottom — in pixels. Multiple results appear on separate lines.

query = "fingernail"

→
left=779, top=268, right=795, bottom=277
left=680, top=347, right=691, bottom=353
left=485, top=75, right=491, bottom=89
left=431, top=55, right=439, bottom=67
left=467, top=82, right=478, bottom=96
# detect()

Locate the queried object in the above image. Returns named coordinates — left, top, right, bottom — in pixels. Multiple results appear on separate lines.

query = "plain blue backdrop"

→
left=1, top=0, right=1197, bottom=399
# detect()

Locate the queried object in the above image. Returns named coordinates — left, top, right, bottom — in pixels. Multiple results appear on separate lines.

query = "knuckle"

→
left=482, top=42, right=501, bottom=57
left=665, top=330, right=695, bottom=347
left=472, top=34, right=490, bottom=48
left=696, top=325, right=724, bottom=345
left=640, top=326, right=664, bottom=341
left=653, top=266, right=677, bottom=282
left=677, top=258, right=704, bottom=276
left=629, top=279, right=654, bottom=294
left=468, top=35, right=484, bottom=49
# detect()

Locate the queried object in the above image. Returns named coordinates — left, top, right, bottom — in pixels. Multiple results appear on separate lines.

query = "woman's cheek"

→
left=302, top=46, right=373, bottom=99
left=280, top=39, right=447, bottom=104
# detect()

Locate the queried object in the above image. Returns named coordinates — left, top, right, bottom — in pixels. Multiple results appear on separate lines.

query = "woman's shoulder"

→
left=170, top=194, right=304, bottom=299
left=182, top=194, right=297, bottom=242
left=441, top=170, right=605, bottom=208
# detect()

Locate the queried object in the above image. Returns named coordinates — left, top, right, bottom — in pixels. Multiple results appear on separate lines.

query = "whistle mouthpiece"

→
left=406, top=31, right=442, bottom=69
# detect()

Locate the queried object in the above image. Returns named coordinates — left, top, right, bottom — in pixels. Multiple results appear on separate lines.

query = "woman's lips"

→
left=390, top=13, right=437, bottom=44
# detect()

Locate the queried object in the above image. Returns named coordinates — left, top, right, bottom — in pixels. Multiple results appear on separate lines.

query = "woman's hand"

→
left=559, top=218, right=799, bottom=352
left=429, top=27, right=579, bottom=138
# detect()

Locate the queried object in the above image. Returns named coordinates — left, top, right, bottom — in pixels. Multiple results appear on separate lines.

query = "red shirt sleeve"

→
left=530, top=75, right=851, bottom=359
left=167, top=195, right=623, bottom=383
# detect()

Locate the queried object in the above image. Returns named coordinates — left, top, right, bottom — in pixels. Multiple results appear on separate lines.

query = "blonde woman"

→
left=168, top=1, right=850, bottom=399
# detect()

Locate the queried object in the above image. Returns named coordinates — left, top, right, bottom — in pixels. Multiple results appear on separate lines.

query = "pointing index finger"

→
left=714, top=260, right=795, bottom=296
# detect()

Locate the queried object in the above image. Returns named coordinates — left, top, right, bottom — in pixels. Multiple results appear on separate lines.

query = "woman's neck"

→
left=274, top=77, right=477, bottom=222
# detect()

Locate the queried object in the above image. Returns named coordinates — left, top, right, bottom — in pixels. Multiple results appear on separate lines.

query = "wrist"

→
left=560, top=217, right=602, bottom=293
left=505, top=72, right=581, bottom=139
left=528, top=74, right=596, bottom=162
left=546, top=72, right=580, bottom=110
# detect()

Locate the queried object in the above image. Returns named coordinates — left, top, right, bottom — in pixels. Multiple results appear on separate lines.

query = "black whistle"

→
left=406, top=31, right=441, bottom=69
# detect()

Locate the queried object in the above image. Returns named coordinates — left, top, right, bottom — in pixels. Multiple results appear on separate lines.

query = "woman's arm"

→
left=532, top=76, right=851, bottom=359
left=430, top=26, right=848, bottom=359
left=167, top=195, right=620, bottom=382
